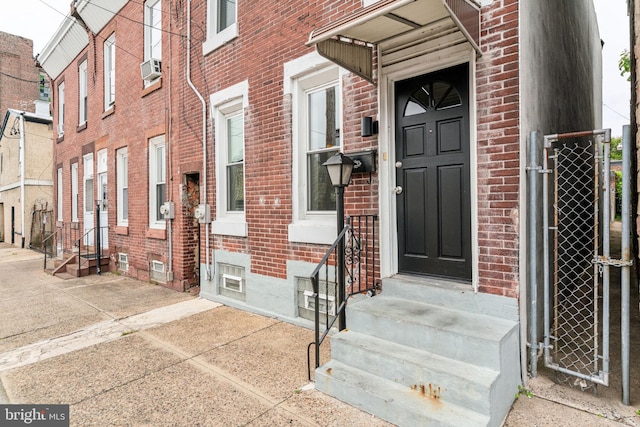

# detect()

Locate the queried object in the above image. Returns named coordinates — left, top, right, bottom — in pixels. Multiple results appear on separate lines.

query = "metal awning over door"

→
left=307, top=0, right=481, bottom=83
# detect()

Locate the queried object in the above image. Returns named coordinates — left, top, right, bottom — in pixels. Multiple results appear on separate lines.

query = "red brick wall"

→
left=50, top=0, right=522, bottom=298
left=0, top=32, right=42, bottom=117
left=476, top=0, right=520, bottom=297
left=180, top=0, right=378, bottom=280
left=52, top=2, right=174, bottom=287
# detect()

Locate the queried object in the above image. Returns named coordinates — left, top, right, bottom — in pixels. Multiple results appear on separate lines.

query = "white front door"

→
left=98, top=172, right=108, bottom=248
left=83, top=153, right=94, bottom=247
left=97, top=149, right=108, bottom=248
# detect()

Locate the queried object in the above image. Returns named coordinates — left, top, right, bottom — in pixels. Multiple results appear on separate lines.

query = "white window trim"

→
left=104, top=33, right=116, bottom=110
left=57, top=168, right=63, bottom=221
left=149, top=135, right=166, bottom=229
left=222, top=273, right=244, bottom=293
left=118, top=253, right=129, bottom=271
left=143, top=0, right=162, bottom=87
left=117, top=147, right=128, bottom=226
left=144, top=0, right=162, bottom=60
left=71, top=162, right=78, bottom=222
left=202, top=0, right=238, bottom=55
left=303, top=290, right=336, bottom=315
left=79, top=60, right=88, bottom=125
left=210, top=80, right=248, bottom=237
left=58, top=81, right=65, bottom=135
left=284, top=53, right=346, bottom=244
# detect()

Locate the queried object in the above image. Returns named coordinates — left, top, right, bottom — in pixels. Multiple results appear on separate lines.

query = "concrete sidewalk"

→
left=0, top=245, right=391, bottom=426
left=1, top=243, right=638, bottom=426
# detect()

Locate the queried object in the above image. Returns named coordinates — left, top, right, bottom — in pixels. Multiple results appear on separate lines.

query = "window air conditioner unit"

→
left=140, top=58, right=162, bottom=81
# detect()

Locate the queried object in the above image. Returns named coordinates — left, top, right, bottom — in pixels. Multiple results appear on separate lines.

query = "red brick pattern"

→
left=476, top=0, right=520, bottom=297
left=0, top=32, right=42, bottom=116
left=51, top=0, right=521, bottom=298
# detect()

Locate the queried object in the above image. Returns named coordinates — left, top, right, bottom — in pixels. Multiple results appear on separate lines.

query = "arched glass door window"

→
left=404, top=81, right=462, bottom=117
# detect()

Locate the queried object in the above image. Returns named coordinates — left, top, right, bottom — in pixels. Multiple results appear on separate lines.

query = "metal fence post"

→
left=621, top=124, right=631, bottom=405
left=528, top=130, right=539, bottom=377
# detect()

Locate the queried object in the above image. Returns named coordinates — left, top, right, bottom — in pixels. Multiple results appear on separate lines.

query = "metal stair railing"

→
left=307, top=215, right=379, bottom=380
left=76, top=226, right=109, bottom=274
left=41, top=226, right=61, bottom=270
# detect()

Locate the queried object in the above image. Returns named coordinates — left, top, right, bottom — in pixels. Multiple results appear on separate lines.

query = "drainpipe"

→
left=187, top=0, right=211, bottom=280
left=19, top=113, right=26, bottom=248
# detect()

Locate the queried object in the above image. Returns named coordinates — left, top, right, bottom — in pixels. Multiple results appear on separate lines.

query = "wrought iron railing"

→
left=307, top=215, right=379, bottom=380
left=42, top=224, right=108, bottom=274
left=41, top=227, right=61, bottom=270
left=76, top=226, right=109, bottom=275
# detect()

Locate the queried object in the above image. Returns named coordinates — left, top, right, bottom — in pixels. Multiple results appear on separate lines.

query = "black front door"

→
left=395, top=64, right=471, bottom=281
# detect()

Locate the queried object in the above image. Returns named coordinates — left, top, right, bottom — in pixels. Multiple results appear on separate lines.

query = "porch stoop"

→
left=315, top=276, right=520, bottom=427
left=61, top=253, right=110, bottom=277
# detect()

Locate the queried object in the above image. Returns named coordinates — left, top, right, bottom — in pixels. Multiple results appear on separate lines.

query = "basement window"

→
left=218, top=263, right=246, bottom=301
left=304, top=290, right=336, bottom=315
left=118, top=253, right=129, bottom=271
left=150, top=260, right=165, bottom=283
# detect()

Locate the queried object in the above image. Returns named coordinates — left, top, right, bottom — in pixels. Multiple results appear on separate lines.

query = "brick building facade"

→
left=0, top=31, right=47, bottom=120
left=40, top=0, right=602, bottom=424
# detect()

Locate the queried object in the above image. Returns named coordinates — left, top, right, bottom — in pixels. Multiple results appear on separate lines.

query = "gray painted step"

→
left=315, top=359, right=490, bottom=427
left=346, top=296, right=518, bottom=370
left=382, top=276, right=518, bottom=321
left=330, top=330, right=498, bottom=415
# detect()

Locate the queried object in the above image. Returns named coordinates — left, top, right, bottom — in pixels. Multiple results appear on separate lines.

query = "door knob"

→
left=393, top=186, right=403, bottom=194
left=395, top=161, right=402, bottom=168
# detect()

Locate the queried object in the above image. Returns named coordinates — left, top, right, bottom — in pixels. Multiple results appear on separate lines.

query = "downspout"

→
left=187, top=0, right=211, bottom=280
left=19, top=113, right=26, bottom=248
left=167, top=9, right=174, bottom=283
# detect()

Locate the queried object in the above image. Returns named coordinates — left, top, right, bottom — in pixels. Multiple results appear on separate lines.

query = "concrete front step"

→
left=315, top=359, right=490, bottom=427
left=346, top=295, right=518, bottom=370
left=382, top=276, right=518, bottom=321
left=64, top=255, right=110, bottom=277
left=329, top=330, right=498, bottom=416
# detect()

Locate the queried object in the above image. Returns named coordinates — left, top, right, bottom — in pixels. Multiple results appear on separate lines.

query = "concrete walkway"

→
left=1, top=242, right=638, bottom=426
left=0, top=244, right=391, bottom=426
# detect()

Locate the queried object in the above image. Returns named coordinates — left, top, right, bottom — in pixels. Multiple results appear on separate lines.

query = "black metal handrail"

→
left=41, top=227, right=61, bottom=270
left=307, top=215, right=379, bottom=380
left=76, top=226, right=109, bottom=274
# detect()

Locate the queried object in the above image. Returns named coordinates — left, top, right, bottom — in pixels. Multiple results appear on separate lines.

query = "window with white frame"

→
left=57, top=81, right=65, bottom=136
left=117, top=147, right=128, bottom=226
left=225, top=111, right=244, bottom=212
left=149, top=136, right=166, bottom=229
left=211, top=80, right=247, bottom=237
left=285, top=54, right=343, bottom=244
left=203, top=0, right=238, bottom=54
left=78, top=60, right=88, bottom=125
left=284, top=57, right=342, bottom=243
left=306, top=83, right=340, bottom=212
left=57, top=167, right=63, bottom=221
left=145, top=0, right=162, bottom=61
left=71, top=162, right=78, bottom=222
left=104, top=33, right=116, bottom=109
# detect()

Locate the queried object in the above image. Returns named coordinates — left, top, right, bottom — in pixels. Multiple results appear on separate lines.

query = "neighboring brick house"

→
left=39, top=0, right=188, bottom=286
left=0, top=32, right=49, bottom=118
left=40, top=0, right=601, bottom=425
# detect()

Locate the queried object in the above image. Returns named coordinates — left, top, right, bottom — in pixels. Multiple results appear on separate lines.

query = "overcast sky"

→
left=0, top=0, right=632, bottom=137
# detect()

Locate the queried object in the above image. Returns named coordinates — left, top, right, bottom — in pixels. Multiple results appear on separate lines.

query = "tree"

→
left=619, top=49, right=631, bottom=81
left=610, top=136, right=622, bottom=160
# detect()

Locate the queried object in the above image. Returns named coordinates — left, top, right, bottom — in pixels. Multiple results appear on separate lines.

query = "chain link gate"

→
left=540, top=129, right=613, bottom=389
